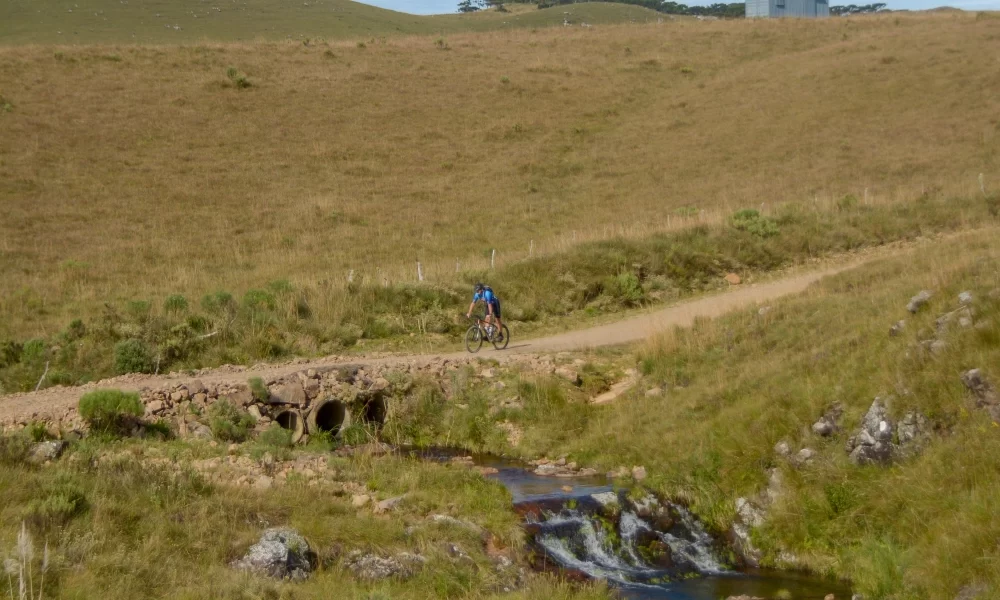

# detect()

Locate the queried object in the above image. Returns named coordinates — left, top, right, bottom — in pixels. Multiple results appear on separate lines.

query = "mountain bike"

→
left=465, top=315, right=510, bottom=353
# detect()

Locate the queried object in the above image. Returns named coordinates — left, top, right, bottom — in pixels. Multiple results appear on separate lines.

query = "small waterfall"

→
left=657, top=504, right=728, bottom=574
left=526, top=491, right=730, bottom=588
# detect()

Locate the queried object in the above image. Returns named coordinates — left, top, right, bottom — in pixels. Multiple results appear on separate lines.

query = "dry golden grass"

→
left=1, top=12, right=999, bottom=340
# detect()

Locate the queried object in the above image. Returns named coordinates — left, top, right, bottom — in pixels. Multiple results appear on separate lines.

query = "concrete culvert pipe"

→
left=360, top=395, right=388, bottom=426
left=274, top=409, right=306, bottom=444
left=307, top=398, right=349, bottom=436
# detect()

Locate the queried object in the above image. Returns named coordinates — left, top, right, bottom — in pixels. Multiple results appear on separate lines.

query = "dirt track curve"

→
left=0, top=261, right=858, bottom=424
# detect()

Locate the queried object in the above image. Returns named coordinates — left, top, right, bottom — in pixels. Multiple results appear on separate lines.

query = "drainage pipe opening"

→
left=274, top=408, right=305, bottom=444
left=307, top=398, right=349, bottom=436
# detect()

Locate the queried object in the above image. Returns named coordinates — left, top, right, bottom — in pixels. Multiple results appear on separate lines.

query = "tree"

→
left=458, top=0, right=480, bottom=12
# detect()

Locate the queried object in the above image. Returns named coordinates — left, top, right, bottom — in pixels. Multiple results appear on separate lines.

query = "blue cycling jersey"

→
left=473, top=288, right=497, bottom=304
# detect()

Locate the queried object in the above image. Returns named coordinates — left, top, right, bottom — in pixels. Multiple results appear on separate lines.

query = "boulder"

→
left=345, top=551, right=426, bottom=581
left=226, top=388, right=254, bottom=407
left=795, top=448, right=817, bottom=464
left=724, top=273, right=742, bottom=285
left=271, top=382, right=306, bottom=406
left=26, top=440, right=67, bottom=465
left=187, top=422, right=213, bottom=440
left=773, top=440, right=791, bottom=457
left=961, top=369, right=998, bottom=406
left=232, top=528, right=315, bottom=580
left=889, top=320, right=906, bottom=337
left=554, top=367, right=580, bottom=385
left=958, top=291, right=973, bottom=305
left=907, top=290, right=933, bottom=313
left=631, top=465, right=647, bottom=481
left=145, top=400, right=165, bottom=415
left=811, top=403, right=843, bottom=437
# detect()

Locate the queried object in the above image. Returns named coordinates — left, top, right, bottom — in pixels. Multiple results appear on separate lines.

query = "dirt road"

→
left=0, top=262, right=854, bottom=425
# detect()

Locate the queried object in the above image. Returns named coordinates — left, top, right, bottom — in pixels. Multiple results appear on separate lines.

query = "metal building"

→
left=746, top=0, right=830, bottom=18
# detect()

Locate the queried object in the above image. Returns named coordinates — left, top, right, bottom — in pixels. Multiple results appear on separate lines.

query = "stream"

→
left=407, top=449, right=852, bottom=600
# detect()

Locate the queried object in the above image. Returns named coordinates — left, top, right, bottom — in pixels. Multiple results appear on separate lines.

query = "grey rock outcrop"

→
left=889, top=320, right=906, bottom=337
left=846, top=398, right=895, bottom=466
left=345, top=551, right=426, bottom=581
left=27, top=440, right=67, bottom=464
left=232, top=528, right=315, bottom=580
left=811, top=403, right=843, bottom=437
left=907, top=290, right=933, bottom=313
left=962, top=369, right=1000, bottom=422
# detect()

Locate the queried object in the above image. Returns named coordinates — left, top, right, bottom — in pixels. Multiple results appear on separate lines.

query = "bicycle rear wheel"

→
left=465, top=325, right=483, bottom=353
left=492, top=325, right=510, bottom=350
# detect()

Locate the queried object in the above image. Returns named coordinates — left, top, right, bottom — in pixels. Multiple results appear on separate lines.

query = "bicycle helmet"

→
left=474, top=282, right=485, bottom=292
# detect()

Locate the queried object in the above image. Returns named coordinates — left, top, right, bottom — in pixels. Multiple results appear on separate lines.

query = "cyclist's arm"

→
left=466, top=300, right=477, bottom=318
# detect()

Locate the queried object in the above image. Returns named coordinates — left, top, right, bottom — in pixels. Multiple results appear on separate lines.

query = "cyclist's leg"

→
left=493, top=300, right=504, bottom=340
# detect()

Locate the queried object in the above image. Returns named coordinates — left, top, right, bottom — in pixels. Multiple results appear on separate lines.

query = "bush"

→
left=20, top=339, right=47, bottom=364
left=208, top=400, right=256, bottom=442
left=0, top=340, right=22, bottom=368
left=257, top=423, right=293, bottom=448
left=0, top=432, right=31, bottom=465
left=838, top=194, right=859, bottom=211
left=164, top=294, right=189, bottom=314
left=226, top=66, right=252, bottom=89
left=610, top=272, right=644, bottom=306
left=730, top=208, right=780, bottom=238
left=25, top=478, right=88, bottom=528
left=113, top=338, right=154, bottom=374
left=986, top=193, right=1000, bottom=217
left=248, top=377, right=270, bottom=402
left=243, top=289, right=276, bottom=312
left=64, top=319, right=87, bottom=341
left=78, top=389, right=144, bottom=435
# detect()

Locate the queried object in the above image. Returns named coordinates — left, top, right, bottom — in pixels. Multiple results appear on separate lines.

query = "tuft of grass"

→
left=78, top=389, right=144, bottom=436
left=248, top=377, right=270, bottom=402
left=207, top=400, right=256, bottom=442
left=225, top=66, right=252, bottom=89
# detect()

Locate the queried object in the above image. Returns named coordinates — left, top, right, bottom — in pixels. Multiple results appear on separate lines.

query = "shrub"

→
left=208, top=400, right=256, bottom=442
left=126, top=300, right=152, bottom=323
left=20, top=339, right=47, bottom=364
left=730, top=208, right=780, bottom=238
left=164, top=294, right=189, bottom=314
left=0, top=95, right=12, bottom=113
left=500, top=76, right=511, bottom=85
left=610, top=272, right=644, bottom=306
left=0, top=340, right=22, bottom=368
left=0, top=432, right=31, bottom=465
left=201, top=291, right=236, bottom=315
left=340, top=423, right=378, bottom=446
left=248, top=377, right=270, bottom=402
left=226, top=66, right=252, bottom=88
left=243, top=289, right=276, bottom=312
left=113, top=338, right=154, bottom=374
left=986, top=193, right=1000, bottom=217
left=837, top=194, right=859, bottom=211
left=25, top=478, right=88, bottom=528
left=257, top=423, right=293, bottom=448
left=64, top=318, right=87, bottom=341
left=78, top=389, right=144, bottom=435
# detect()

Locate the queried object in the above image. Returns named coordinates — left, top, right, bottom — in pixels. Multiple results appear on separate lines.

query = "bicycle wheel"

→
left=465, top=325, right=483, bottom=353
left=492, top=324, right=510, bottom=350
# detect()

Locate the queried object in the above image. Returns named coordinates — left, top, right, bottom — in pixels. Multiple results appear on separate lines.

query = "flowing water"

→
left=405, top=448, right=851, bottom=600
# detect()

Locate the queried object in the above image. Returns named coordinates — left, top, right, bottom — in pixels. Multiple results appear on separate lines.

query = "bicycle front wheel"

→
left=465, top=325, right=483, bottom=353
left=492, top=325, right=510, bottom=350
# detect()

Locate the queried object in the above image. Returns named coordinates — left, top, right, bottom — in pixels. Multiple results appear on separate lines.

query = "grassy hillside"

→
left=0, top=13, right=998, bottom=348
left=382, top=227, right=1000, bottom=598
left=0, top=0, right=663, bottom=44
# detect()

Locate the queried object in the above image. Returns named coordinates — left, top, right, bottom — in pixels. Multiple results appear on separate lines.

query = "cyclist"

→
left=466, top=282, right=504, bottom=342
